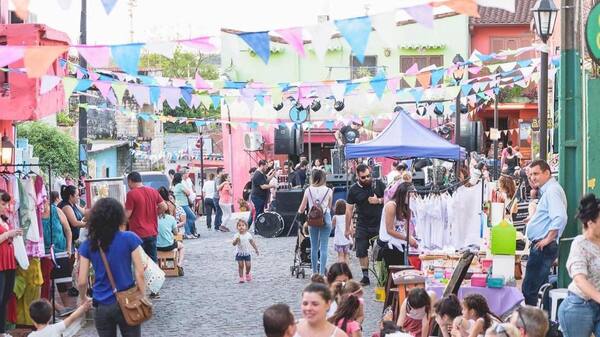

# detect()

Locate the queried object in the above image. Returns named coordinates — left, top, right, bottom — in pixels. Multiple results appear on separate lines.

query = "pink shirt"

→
left=219, top=182, right=232, bottom=204
left=337, top=319, right=361, bottom=334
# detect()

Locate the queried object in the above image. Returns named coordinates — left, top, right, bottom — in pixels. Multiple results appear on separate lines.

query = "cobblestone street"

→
left=76, top=217, right=383, bottom=336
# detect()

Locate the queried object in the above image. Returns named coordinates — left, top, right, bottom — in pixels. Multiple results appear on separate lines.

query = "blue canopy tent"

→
left=345, top=111, right=465, bottom=160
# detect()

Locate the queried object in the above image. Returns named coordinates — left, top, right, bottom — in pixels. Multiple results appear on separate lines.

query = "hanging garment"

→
left=15, top=258, right=43, bottom=325
left=450, top=182, right=484, bottom=249
left=23, top=179, right=43, bottom=257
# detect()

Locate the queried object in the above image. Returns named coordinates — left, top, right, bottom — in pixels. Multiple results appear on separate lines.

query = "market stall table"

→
left=427, top=283, right=524, bottom=316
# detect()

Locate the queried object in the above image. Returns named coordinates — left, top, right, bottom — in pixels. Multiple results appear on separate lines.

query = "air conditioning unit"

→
left=244, top=132, right=264, bottom=151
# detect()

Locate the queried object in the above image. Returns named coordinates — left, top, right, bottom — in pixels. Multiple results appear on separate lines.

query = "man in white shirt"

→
left=202, top=173, right=217, bottom=230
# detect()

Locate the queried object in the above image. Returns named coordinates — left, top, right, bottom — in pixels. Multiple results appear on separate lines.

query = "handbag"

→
left=307, top=188, right=329, bottom=227
left=99, top=247, right=153, bottom=326
left=141, top=252, right=165, bottom=294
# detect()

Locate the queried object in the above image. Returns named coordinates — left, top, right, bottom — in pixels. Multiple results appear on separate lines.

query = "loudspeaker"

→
left=274, top=125, right=303, bottom=155
left=331, top=148, right=344, bottom=174
left=275, top=189, right=304, bottom=213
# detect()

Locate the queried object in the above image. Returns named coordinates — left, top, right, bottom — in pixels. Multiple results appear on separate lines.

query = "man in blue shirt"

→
left=522, top=160, right=567, bottom=305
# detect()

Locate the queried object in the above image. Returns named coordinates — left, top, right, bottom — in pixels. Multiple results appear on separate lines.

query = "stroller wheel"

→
left=296, top=270, right=300, bottom=278
left=300, top=269, right=306, bottom=278
left=291, top=267, right=296, bottom=276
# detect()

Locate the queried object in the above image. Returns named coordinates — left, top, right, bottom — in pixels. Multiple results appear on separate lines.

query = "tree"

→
left=17, top=121, right=78, bottom=177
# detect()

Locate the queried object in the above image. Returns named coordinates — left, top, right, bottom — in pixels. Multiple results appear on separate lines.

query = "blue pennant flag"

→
left=335, top=16, right=372, bottom=64
left=431, top=69, right=445, bottom=86
left=238, top=31, right=270, bottom=64
left=345, top=82, right=360, bottom=95
left=138, top=113, right=150, bottom=121
left=278, top=82, right=290, bottom=92
left=493, top=87, right=500, bottom=95
left=111, top=43, right=143, bottom=75
left=75, top=79, right=92, bottom=92
left=138, top=75, right=156, bottom=85
left=224, top=81, right=246, bottom=89
left=461, top=83, right=473, bottom=96
left=247, top=121, right=258, bottom=129
left=149, top=86, right=161, bottom=105
left=370, top=70, right=387, bottom=100
left=195, top=120, right=207, bottom=127
left=410, top=88, right=424, bottom=104
left=256, top=95, right=265, bottom=107
left=517, top=60, right=532, bottom=68
left=324, top=120, right=335, bottom=131
left=477, top=92, right=487, bottom=99
left=210, top=95, right=221, bottom=109
left=551, top=57, right=560, bottom=67
left=101, top=0, right=118, bottom=14
left=181, top=87, right=193, bottom=107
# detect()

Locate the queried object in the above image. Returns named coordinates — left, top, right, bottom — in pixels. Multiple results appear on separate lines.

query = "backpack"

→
left=307, top=188, right=329, bottom=227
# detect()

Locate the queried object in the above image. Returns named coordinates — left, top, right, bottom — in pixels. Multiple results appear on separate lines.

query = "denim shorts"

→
left=235, top=254, right=251, bottom=262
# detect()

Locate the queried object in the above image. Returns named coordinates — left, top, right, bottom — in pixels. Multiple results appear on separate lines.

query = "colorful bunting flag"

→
left=40, top=76, right=61, bottom=95
left=306, top=22, right=336, bottom=63
left=12, top=0, right=29, bottom=21
left=101, top=0, right=118, bottom=15
left=0, top=46, right=24, bottom=67
left=111, top=82, right=127, bottom=104
left=275, top=27, right=305, bottom=57
left=110, top=43, right=143, bottom=75
left=24, top=45, right=68, bottom=78
left=370, top=11, right=398, bottom=48
left=77, top=46, right=111, bottom=68
left=238, top=31, right=270, bottom=64
left=403, top=4, right=434, bottom=29
left=62, top=77, right=78, bottom=102
left=335, top=16, right=372, bottom=64
left=416, top=72, right=431, bottom=89
left=370, top=71, right=387, bottom=100
left=476, top=0, right=515, bottom=12
left=210, top=95, right=221, bottom=109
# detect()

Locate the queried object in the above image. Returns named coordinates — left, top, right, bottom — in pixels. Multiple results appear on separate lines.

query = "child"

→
left=157, top=209, right=185, bottom=275
left=330, top=280, right=365, bottom=324
left=328, top=294, right=363, bottom=337
left=332, top=199, right=352, bottom=263
left=452, top=294, right=500, bottom=337
left=484, top=323, right=520, bottom=337
left=397, top=288, right=432, bottom=337
left=232, top=219, right=259, bottom=283
left=29, top=298, right=92, bottom=337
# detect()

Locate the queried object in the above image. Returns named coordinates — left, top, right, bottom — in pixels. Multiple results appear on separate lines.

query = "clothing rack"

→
left=1, top=163, right=56, bottom=323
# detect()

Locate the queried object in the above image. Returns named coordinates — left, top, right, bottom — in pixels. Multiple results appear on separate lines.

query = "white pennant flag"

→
left=519, top=66, right=535, bottom=79
left=306, top=22, right=336, bottom=63
left=40, top=76, right=62, bottom=95
left=477, top=0, right=515, bottom=13
left=145, top=42, right=177, bottom=59
left=370, top=11, right=398, bottom=49
left=499, top=62, right=517, bottom=72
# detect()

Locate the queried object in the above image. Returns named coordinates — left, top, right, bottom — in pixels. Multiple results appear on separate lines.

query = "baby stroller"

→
left=290, top=217, right=312, bottom=279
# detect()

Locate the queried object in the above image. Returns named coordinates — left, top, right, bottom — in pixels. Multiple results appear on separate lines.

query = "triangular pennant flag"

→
left=190, top=94, right=201, bottom=108
left=238, top=31, right=270, bottom=64
left=403, top=4, right=434, bottom=29
left=370, top=11, right=397, bottom=48
left=331, top=83, right=346, bottom=101
left=370, top=71, right=387, bottom=100
left=94, top=81, right=112, bottom=99
left=180, top=88, right=193, bottom=107
left=111, top=43, right=143, bottom=75
left=306, top=22, right=336, bottom=63
left=75, top=79, right=92, bottom=92
left=410, top=88, right=424, bottom=103
left=256, top=95, right=265, bottom=107
left=468, top=66, right=482, bottom=75
left=485, top=131, right=490, bottom=137
left=335, top=16, right=372, bottom=64
left=519, top=66, right=535, bottom=79
left=111, top=82, right=128, bottom=104
left=0, top=46, right=24, bottom=67
left=100, top=0, right=118, bottom=15
left=275, top=27, right=305, bottom=57
left=62, top=77, right=78, bottom=101
left=194, top=73, right=212, bottom=90
left=416, top=72, right=431, bottom=89
left=324, top=120, right=335, bottom=131
left=405, top=63, right=419, bottom=76
left=180, top=37, right=218, bottom=53
left=162, top=87, right=182, bottom=109
left=129, top=84, right=150, bottom=106
left=199, top=94, right=212, bottom=109
left=387, top=78, right=400, bottom=95
left=77, top=46, right=111, bottom=68
left=345, top=82, right=360, bottom=95
left=224, top=95, right=237, bottom=106
left=476, top=0, right=515, bottom=12
left=149, top=86, right=161, bottom=105
left=210, top=95, right=221, bottom=109
left=430, top=69, right=445, bottom=86
left=270, top=88, right=282, bottom=105
left=500, top=62, right=517, bottom=72
left=461, top=83, right=473, bottom=96
left=40, top=76, right=62, bottom=95
left=11, top=0, right=29, bottom=21
left=442, top=0, right=479, bottom=17
left=517, top=59, right=533, bottom=68
left=24, top=45, right=68, bottom=78
left=404, top=76, right=417, bottom=88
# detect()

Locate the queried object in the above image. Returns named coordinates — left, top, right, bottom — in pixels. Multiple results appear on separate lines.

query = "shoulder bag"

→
left=99, top=247, right=153, bottom=326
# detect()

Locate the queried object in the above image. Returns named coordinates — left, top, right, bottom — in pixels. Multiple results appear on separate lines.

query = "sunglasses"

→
left=494, top=324, right=509, bottom=337
left=358, top=174, right=371, bottom=180
left=515, top=308, right=528, bottom=335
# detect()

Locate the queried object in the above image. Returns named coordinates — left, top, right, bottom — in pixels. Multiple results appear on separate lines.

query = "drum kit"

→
left=254, top=211, right=284, bottom=238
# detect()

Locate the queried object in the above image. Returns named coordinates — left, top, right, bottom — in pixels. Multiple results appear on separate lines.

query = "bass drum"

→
left=255, top=211, right=284, bottom=238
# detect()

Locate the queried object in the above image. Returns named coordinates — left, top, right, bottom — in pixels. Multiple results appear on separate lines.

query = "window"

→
left=350, top=55, right=378, bottom=79
left=399, top=55, right=443, bottom=87
left=489, top=35, right=534, bottom=60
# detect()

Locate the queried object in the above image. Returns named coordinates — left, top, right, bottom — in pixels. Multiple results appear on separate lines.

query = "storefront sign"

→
left=586, top=2, right=600, bottom=64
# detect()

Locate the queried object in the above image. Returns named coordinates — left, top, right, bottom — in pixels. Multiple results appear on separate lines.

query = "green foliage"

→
left=17, top=121, right=78, bottom=177
left=56, top=111, right=75, bottom=126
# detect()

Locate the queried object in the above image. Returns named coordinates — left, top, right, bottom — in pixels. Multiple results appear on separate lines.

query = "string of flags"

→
left=5, top=0, right=520, bottom=78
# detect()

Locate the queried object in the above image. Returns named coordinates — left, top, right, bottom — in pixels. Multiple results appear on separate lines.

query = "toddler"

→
left=332, top=199, right=352, bottom=263
left=328, top=294, right=363, bottom=337
left=233, top=219, right=259, bottom=283
left=29, top=298, right=91, bottom=337
left=452, top=294, right=500, bottom=337
left=397, top=288, right=433, bottom=337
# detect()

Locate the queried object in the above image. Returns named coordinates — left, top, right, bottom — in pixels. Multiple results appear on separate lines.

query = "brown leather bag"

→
left=307, top=188, right=329, bottom=227
left=99, top=248, right=153, bottom=326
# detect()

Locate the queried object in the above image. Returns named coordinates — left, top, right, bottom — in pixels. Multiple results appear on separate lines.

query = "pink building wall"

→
left=470, top=25, right=535, bottom=55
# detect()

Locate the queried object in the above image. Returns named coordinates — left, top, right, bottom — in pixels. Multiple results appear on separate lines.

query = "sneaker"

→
left=239, top=277, right=245, bottom=283
left=219, top=226, right=230, bottom=232
left=214, top=226, right=221, bottom=231
left=245, top=274, right=252, bottom=282
left=178, top=266, right=184, bottom=276
left=360, top=276, right=370, bottom=286
left=149, top=292, right=160, bottom=299
left=193, top=233, right=200, bottom=238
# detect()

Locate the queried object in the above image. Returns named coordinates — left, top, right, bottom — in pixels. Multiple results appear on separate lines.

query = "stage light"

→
left=310, top=100, right=321, bottom=112
left=334, top=100, right=345, bottom=111
left=273, top=102, right=284, bottom=111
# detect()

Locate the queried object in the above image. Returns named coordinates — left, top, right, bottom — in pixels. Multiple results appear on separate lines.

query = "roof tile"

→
left=471, top=0, right=536, bottom=25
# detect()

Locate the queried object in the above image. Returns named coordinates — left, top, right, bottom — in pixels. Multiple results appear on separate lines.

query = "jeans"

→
left=308, top=211, right=332, bottom=275
left=204, top=198, right=215, bottom=228
left=141, top=236, right=157, bottom=263
left=220, top=202, right=232, bottom=228
left=249, top=195, right=266, bottom=228
left=182, top=205, right=196, bottom=236
left=214, top=197, right=222, bottom=229
left=0, top=269, right=16, bottom=333
left=558, top=293, right=600, bottom=337
left=94, top=301, right=141, bottom=337
left=522, top=240, right=558, bottom=305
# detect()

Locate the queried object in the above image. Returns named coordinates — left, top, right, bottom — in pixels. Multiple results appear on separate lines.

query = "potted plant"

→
left=369, top=237, right=387, bottom=302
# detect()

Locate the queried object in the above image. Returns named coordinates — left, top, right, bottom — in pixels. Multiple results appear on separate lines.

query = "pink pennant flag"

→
left=106, top=89, right=118, bottom=105
left=405, top=63, right=419, bottom=76
left=0, top=46, right=24, bottom=67
left=89, top=71, right=100, bottom=81
left=180, top=37, right=218, bottom=53
left=76, top=69, right=84, bottom=79
left=468, top=66, right=482, bottom=75
left=40, top=76, right=61, bottom=94
left=161, top=87, right=181, bottom=109
left=387, top=78, right=400, bottom=94
left=93, top=81, right=112, bottom=99
left=195, top=73, right=212, bottom=89
left=275, top=27, right=305, bottom=57
left=77, top=46, right=111, bottom=68
left=128, top=84, right=150, bottom=106
left=403, top=4, right=433, bottom=29
left=191, top=95, right=201, bottom=108
left=11, top=0, right=29, bottom=21
left=172, top=78, right=187, bottom=87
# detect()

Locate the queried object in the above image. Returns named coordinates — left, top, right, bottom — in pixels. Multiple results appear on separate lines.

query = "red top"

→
left=0, top=223, right=16, bottom=271
left=125, top=186, right=163, bottom=239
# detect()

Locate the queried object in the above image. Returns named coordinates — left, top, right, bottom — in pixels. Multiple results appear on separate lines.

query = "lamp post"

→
left=531, top=0, right=558, bottom=161
left=0, top=136, right=14, bottom=165
left=197, top=124, right=206, bottom=194
left=453, top=54, right=465, bottom=175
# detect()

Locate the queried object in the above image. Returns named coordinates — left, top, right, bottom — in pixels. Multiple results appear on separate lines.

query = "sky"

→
left=26, top=0, right=442, bottom=45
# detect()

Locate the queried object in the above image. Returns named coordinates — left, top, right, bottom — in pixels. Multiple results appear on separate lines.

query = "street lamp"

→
left=452, top=54, right=465, bottom=147
left=197, top=123, right=206, bottom=195
left=0, top=136, right=14, bottom=165
left=531, top=0, right=558, bottom=161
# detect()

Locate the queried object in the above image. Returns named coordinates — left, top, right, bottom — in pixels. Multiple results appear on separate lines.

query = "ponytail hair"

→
left=328, top=294, right=361, bottom=332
